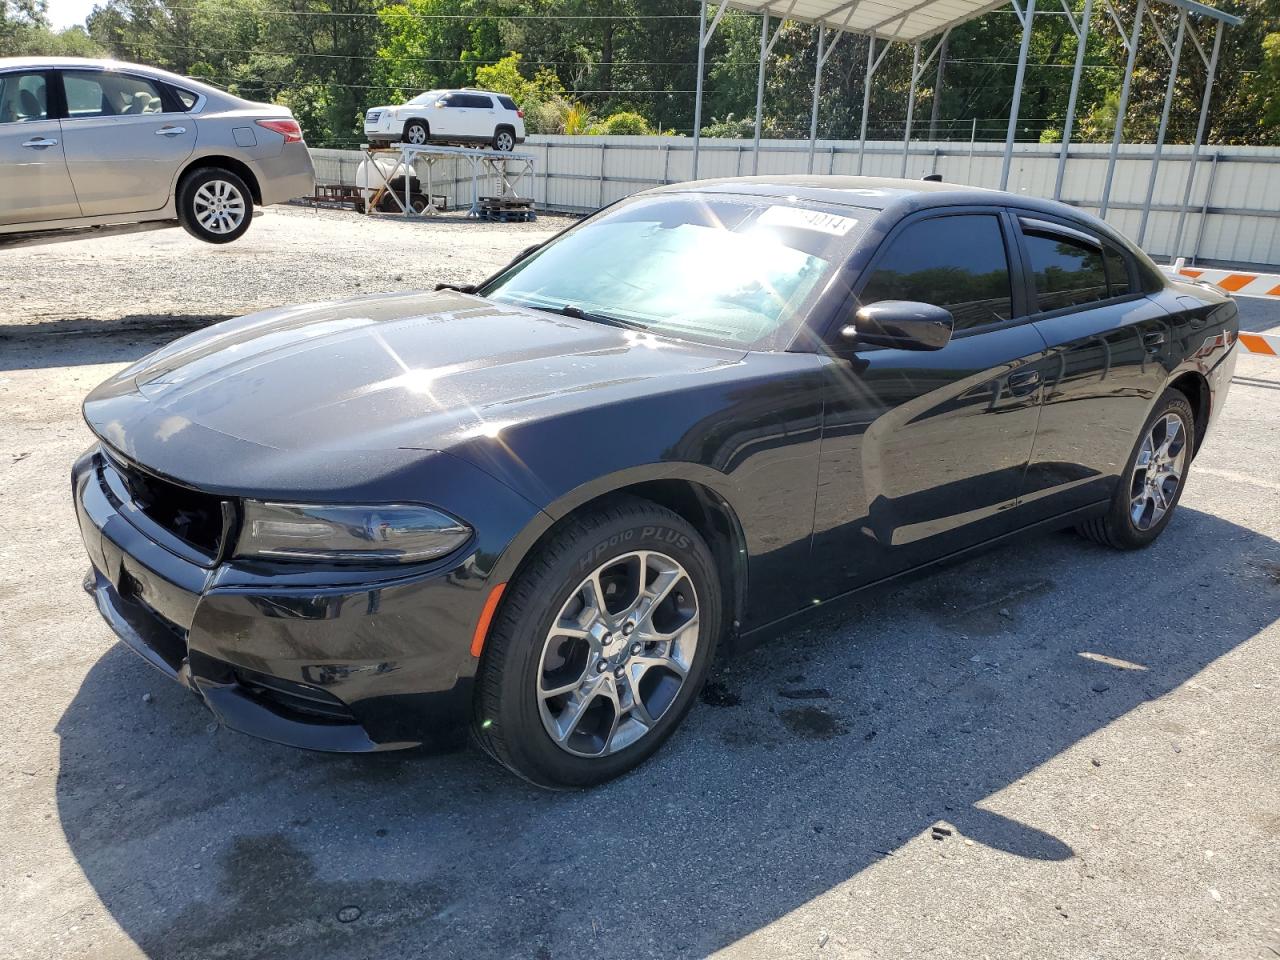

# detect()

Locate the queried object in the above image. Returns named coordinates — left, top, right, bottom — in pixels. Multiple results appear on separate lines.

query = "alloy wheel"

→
left=192, top=180, right=246, bottom=235
left=536, top=550, right=699, bottom=758
left=496, top=131, right=514, bottom=151
left=1129, top=412, right=1188, bottom=531
left=407, top=124, right=427, bottom=144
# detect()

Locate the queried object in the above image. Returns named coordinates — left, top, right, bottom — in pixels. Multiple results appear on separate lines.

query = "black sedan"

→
left=74, top=176, right=1239, bottom=788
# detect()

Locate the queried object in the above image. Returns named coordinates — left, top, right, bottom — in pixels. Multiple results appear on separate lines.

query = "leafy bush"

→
left=600, top=111, right=650, bottom=136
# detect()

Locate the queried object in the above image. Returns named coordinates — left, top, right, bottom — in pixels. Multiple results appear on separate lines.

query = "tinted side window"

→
left=438, top=93, right=458, bottom=107
left=0, top=72, right=49, bottom=123
left=463, top=93, right=493, bottom=108
left=859, top=214, right=1013, bottom=331
left=497, top=95, right=518, bottom=110
left=1104, top=244, right=1131, bottom=297
left=63, top=71, right=168, bottom=118
left=1024, top=230, right=1108, bottom=312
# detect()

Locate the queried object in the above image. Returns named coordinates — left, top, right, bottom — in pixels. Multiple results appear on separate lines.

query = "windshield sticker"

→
left=756, top=205, right=858, bottom=236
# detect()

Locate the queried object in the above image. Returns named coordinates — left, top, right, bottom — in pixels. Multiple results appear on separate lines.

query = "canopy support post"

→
left=1138, top=9, right=1186, bottom=247
left=1099, top=0, right=1145, bottom=217
left=1172, top=19, right=1222, bottom=261
left=753, top=11, right=769, bottom=175
left=1000, top=0, right=1036, bottom=190
left=1054, top=0, right=1093, bottom=200
left=902, top=42, right=921, bottom=176
left=858, top=36, right=877, bottom=174
left=808, top=26, right=827, bottom=173
left=900, top=31, right=948, bottom=177
left=691, top=0, right=727, bottom=181
left=751, top=0, right=797, bottom=175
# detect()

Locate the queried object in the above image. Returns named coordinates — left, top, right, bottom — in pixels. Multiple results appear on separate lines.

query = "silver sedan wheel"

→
left=1130, top=412, right=1188, bottom=531
left=536, top=550, right=699, bottom=758
left=192, top=180, right=246, bottom=235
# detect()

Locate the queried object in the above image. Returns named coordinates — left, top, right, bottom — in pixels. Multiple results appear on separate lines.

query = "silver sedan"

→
left=0, top=57, right=315, bottom=244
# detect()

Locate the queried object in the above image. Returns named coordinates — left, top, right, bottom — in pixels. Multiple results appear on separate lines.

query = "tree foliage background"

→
left=2, top=0, right=1277, bottom=147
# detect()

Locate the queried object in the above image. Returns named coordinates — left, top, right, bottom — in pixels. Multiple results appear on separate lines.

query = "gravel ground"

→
left=0, top=212, right=1277, bottom=960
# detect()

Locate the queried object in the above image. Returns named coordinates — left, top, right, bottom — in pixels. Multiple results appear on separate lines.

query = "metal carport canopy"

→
left=718, top=0, right=1013, bottom=44
left=688, top=0, right=1241, bottom=254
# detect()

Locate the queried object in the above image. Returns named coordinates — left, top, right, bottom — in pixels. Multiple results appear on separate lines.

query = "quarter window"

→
left=0, top=72, right=49, bottom=124
left=859, top=214, right=1014, bottom=331
left=63, top=71, right=168, bottom=118
left=1024, top=229, right=1108, bottom=312
left=1104, top=244, right=1132, bottom=297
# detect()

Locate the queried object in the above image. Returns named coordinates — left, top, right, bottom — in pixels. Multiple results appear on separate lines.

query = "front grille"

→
left=365, top=110, right=381, bottom=123
left=102, top=449, right=231, bottom=560
left=234, top=668, right=356, bottom=724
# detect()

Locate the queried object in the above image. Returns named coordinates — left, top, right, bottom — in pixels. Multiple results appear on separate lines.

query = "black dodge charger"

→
left=74, top=176, right=1239, bottom=788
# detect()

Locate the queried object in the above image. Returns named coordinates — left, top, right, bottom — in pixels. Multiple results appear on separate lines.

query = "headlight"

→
left=236, top=501, right=471, bottom=564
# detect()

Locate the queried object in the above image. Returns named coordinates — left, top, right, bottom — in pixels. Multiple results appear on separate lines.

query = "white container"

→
left=355, top=157, right=412, bottom=203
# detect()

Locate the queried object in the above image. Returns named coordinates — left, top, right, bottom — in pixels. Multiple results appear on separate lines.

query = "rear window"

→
left=1104, top=244, right=1132, bottom=297
left=1023, top=230, right=1108, bottom=312
left=497, top=95, right=518, bottom=111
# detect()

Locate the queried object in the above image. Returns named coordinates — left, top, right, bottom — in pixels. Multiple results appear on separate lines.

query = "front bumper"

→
left=72, top=448, right=484, bottom=752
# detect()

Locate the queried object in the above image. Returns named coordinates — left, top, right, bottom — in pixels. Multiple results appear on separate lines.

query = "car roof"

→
left=0, top=56, right=235, bottom=99
left=654, top=175, right=997, bottom=211
left=651, top=174, right=1137, bottom=248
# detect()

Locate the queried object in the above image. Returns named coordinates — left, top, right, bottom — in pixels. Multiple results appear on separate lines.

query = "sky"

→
left=46, top=0, right=99, bottom=30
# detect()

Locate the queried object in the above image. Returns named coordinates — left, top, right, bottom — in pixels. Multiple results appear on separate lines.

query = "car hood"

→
left=83, top=290, right=746, bottom=492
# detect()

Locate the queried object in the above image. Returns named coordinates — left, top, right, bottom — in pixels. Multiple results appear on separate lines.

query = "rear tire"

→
left=1076, top=389, right=1195, bottom=550
left=492, top=127, right=516, bottom=152
left=176, top=167, right=252, bottom=244
left=473, top=496, right=721, bottom=789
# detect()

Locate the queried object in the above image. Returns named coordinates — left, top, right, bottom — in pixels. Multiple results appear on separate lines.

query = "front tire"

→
left=473, top=496, right=722, bottom=789
left=177, top=168, right=252, bottom=244
left=1076, top=388, right=1195, bottom=549
left=403, top=120, right=429, bottom=145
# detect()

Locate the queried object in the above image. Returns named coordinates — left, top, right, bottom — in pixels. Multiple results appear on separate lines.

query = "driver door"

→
left=810, top=208, right=1050, bottom=598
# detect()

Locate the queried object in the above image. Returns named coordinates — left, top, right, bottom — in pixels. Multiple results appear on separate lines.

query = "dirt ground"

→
left=0, top=209, right=1277, bottom=960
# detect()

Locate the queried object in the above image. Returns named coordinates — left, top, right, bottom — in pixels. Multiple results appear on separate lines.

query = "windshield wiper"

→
left=557, top=304, right=645, bottom=330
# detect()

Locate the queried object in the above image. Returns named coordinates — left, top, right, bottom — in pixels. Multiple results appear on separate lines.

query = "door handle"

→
left=156, top=126, right=187, bottom=136
left=1007, top=369, right=1042, bottom=396
left=1143, top=331, right=1166, bottom=352
left=21, top=137, right=58, bottom=149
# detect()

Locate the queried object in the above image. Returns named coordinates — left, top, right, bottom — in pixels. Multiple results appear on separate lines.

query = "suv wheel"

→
left=473, top=496, right=722, bottom=789
left=403, top=120, right=429, bottom=145
left=177, top=167, right=252, bottom=244
left=493, top=127, right=515, bottom=152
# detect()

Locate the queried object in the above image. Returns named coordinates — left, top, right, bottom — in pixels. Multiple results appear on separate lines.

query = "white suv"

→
left=364, top=89, right=525, bottom=151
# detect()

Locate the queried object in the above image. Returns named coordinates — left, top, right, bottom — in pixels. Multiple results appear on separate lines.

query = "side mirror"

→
left=840, top=300, right=954, bottom=352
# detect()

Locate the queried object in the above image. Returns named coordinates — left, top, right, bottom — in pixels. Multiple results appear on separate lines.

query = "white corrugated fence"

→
left=310, top=136, right=1280, bottom=269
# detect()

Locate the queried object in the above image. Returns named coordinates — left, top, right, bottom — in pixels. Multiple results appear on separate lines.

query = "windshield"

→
left=479, top=193, right=871, bottom=349
left=406, top=91, right=438, bottom=105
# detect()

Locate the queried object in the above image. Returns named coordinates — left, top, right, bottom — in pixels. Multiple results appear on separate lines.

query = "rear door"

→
left=1010, top=214, right=1171, bottom=523
left=56, top=68, right=196, bottom=216
left=811, top=208, right=1050, bottom=596
left=0, top=69, right=81, bottom=224
left=468, top=93, right=498, bottom=139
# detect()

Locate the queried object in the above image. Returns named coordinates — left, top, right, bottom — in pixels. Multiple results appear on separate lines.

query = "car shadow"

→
left=54, top=506, right=1278, bottom=959
left=0, top=315, right=232, bottom=371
